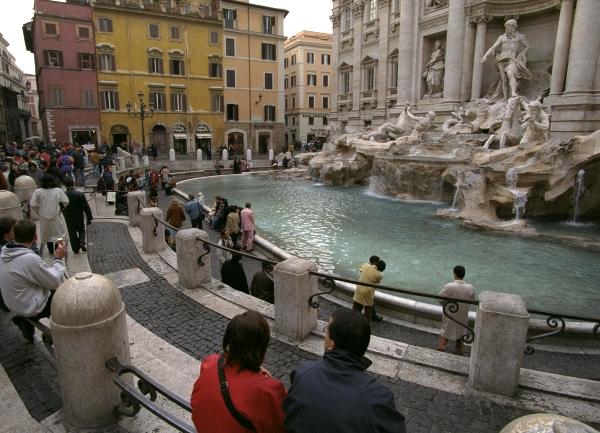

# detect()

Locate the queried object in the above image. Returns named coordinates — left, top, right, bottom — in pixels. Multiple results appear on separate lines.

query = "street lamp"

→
left=126, top=91, right=154, bottom=153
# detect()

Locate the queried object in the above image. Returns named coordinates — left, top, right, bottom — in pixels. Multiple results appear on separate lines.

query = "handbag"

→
left=217, top=355, right=256, bottom=431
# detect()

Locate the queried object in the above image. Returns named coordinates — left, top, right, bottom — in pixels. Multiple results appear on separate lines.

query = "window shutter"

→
left=170, top=93, right=175, bottom=111
left=114, top=91, right=119, bottom=110
left=264, top=105, right=268, bottom=121
left=148, top=58, right=153, bottom=73
left=180, top=61, right=185, bottom=75
left=183, top=94, right=187, bottom=112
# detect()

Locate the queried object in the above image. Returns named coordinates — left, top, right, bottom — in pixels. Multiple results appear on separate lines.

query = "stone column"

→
left=176, top=228, right=211, bottom=289
left=396, top=0, right=415, bottom=103
left=330, top=9, right=341, bottom=114
left=468, top=291, right=529, bottom=397
left=274, top=257, right=318, bottom=340
left=564, top=0, right=600, bottom=93
left=351, top=2, right=364, bottom=112
left=443, top=0, right=467, bottom=102
left=51, top=272, right=131, bottom=428
left=377, top=0, right=391, bottom=109
left=139, top=207, right=166, bottom=253
left=126, top=191, right=146, bottom=227
left=470, top=15, right=491, bottom=100
left=550, top=0, right=575, bottom=95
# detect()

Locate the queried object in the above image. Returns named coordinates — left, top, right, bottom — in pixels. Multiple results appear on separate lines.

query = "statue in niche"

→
left=483, top=96, right=523, bottom=149
left=519, top=100, right=550, bottom=149
left=423, top=40, right=445, bottom=98
left=481, top=19, right=532, bottom=100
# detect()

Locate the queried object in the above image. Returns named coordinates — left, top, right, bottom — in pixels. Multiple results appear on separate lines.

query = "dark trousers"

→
left=191, top=217, right=203, bottom=230
left=352, top=301, right=373, bottom=323
left=230, top=232, right=240, bottom=246
left=67, top=226, right=86, bottom=253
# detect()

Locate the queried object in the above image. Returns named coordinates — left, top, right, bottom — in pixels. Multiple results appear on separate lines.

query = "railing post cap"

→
left=0, top=190, right=21, bottom=209
left=275, top=257, right=317, bottom=274
left=176, top=227, right=204, bottom=240
left=140, top=206, right=162, bottom=216
left=51, top=273, right=123, bottom=327
left=14, top=175, right=37, bottom=189
left=479, top=291, right=529, bottom=317
left=500, top=414, right=599, bottom=433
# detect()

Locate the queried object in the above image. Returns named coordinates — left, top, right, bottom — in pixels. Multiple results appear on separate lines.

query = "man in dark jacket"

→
left=283, top=308, right=407, bottom=433
left=220, top=245, right=249, bottom=294
left=250, top=262, right=274, bottom=304
left=62, top=178, right=93, bottom=253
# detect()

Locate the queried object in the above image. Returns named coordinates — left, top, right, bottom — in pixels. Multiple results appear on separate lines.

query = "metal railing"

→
left=106, top=357, right=196, bottom=433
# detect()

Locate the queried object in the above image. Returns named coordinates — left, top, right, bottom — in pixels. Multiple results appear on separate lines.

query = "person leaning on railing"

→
left=191, top=311, right=287, bottom=433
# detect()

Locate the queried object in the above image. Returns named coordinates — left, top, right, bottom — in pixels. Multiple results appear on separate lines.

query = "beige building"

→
left=221, top=0, right=287, bottom=155
left=284, top=31, right=332, bottom=148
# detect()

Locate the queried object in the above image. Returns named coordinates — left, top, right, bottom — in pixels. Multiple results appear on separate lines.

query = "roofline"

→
left=221, top=0, right=289, bottom=17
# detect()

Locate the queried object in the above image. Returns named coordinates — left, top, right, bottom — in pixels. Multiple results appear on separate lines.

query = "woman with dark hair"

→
left=30, top=173, right=69, bottom=255
left=191, top=311, right=286, bottom=433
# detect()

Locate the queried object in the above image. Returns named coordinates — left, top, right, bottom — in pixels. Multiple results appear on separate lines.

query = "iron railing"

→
left=106, top=357, right=196, bottom=433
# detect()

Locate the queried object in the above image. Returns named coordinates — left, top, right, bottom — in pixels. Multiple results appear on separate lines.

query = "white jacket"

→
left=0, top=245, right=66, bottom=317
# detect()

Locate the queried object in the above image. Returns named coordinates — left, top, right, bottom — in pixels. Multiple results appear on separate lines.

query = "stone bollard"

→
left=13, top=175, right=37, bottom=203
left=500, top=414, right=600, bottom=433
left=246, top=149, right=252, bottom=162
left=176, top=228, right=211, bottom=289
left=133, top=155, right=140, bottom=168
left=0, top=190, right=23, bottom=221
left=126, top=191, right=146, bottom=227
left=268, top=148, right=274, bottom=161
left=139, top=207, right=166, bottom=253
left=274, top=257, right=318, bottom=340
left=169, top=148, right=176, bottom=161
left=196, top=149, right=203, bottom=161
left=51, top=272, right=131, bottom=428
left=468, top=291, right=529, bottom=396
left=222, top=149, right=228, bottom=161
left=143, top=155, right=150, bottom=166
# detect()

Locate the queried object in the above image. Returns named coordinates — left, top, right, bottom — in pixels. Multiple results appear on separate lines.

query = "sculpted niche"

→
left=423, top=40, right=445, bottom=98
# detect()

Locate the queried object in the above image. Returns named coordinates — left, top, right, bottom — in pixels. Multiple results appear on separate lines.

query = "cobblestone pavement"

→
left=87, top=222, right=541, bottom=432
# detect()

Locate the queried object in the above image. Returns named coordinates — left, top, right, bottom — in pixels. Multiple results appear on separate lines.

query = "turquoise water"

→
left=180, top=175, right=600, bottom=317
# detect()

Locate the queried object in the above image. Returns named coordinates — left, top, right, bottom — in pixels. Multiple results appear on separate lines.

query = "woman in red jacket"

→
left=191, top=311, right=286, bottom=433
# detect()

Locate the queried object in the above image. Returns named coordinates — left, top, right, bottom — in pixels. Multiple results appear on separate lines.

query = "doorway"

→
left=258, top=133, right=270, bottom=155
left=110, top=125, right=129, bottom=151
left=151, top=125, right=167, bottom=154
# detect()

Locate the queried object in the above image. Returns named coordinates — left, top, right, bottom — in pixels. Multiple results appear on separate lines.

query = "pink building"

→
left=24, top=0, right=100, bottom=145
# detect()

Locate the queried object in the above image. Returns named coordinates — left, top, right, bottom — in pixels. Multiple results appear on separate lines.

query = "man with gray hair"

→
left=185, top=192, right=205, bottom=229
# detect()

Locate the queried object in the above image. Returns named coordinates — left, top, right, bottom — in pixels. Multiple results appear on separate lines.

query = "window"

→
left=390, top=59, right=398, bottom=88
left=77, top=26, right=91, bottom=40
left=367, top=0, right=378, bottom=22
left=342, top=6, right=352, bottom=32
left=263, top=16, right=275, bottom=34
left=226, top=70, right=236, bottom=88
left=150, top=92, right=165, bottom=111
left=292, top=97, right=295, bottom=109
left=308, top=95, right=315, bottom=108
left=44, top=50, right=63, bottom=67
left=211, top=94, right=224, bottom=112
left=210, top=31, right=219, bottom=45
left=292, top=116, right=295, bottom=125
left=170, top=26, right=180, bottom=40
left=284, top=58, right=288, bottom=68
left=285, top=114, right=288, bottom=125
left=321, top=54, right=331, bottom=65
left=171, top=93, right=187, bottom=111
left=323, top=96, right=329, bottom=109
left=285, top=98, right=288, bottom=110
left=98, top=17, right=113, bottom=33
left=225, top=38, right=235, bottom=56
left=82, top=89, right=95, bottom=107
left=49, top=87, right=64, bottom=106
left=290, top=75, right=296, bottom=87
left=291, top=54, right=296, bottom=65
left=307, top=52, right=315, bottom=64
left=223, top=9, right=237, bottom=29
left=365, top=66, right=375, bottom=91
left=342, top=72, right=351, bottom=94
left=209, top=61, right=222, bottom=78
left=100, top=89, right=119, bottom=110
left=264, top=105, right=275, bottom=121
left=308, top=116, right=314, bottom=126
left=322, top=74, right=329, bottom=87
left=323, top=116, right=329, bottom=126
left=98, top=53, right=115, bottom=71
left=170, top=59, right=185, bottom=75
left=284, top=78, right=288, bottom=89
left=79, top=53, right=95, bottom=70
left=264, top=72, right=273, bottom=90
left=307, top=74, right=317, bottom=86
left=148, top=57, right=163, bottom=74
left=148, top=23, right=160, bottom=38
left=226, top=104, right=239, bottom=121
left=394, top=0, right=400, bottom=12
left=261, top=43, right=276, bottom=60
left=44, top=22, right=58, bottom=36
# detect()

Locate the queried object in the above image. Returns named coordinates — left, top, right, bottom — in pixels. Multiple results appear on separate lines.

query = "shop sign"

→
left=196, top=124, right=210, bottom=134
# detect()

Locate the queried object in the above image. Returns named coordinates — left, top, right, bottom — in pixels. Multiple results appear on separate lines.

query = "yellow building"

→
left=92, top=0, right=224, bottom=156
left=284, top=31, right=332, bottom=148
left=221, top=0, right=287, bottom=155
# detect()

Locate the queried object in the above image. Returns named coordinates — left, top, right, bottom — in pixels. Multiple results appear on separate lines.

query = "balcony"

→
left=387, top=88, right=397, bottom=107
left=361, top=90, right=377, bottom=100
left=337, top=94, right=353, bottom=111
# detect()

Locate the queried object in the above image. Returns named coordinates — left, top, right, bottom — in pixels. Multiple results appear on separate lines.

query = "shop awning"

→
left=173, top=133, right=187, bottom=140
left=196, top=133, right=212, bottom=139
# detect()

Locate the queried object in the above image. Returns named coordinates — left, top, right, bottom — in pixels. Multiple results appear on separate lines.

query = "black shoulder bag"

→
left=217, top=356, right=256, bottom=431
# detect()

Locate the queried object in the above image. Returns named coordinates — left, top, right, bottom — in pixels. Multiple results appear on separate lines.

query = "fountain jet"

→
left=572, top=169, right=586, bottom=223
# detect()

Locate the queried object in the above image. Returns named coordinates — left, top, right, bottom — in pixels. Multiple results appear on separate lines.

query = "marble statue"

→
left=442, top=103, right=490, bottom=135
left=483, top=96, right=523, bottom=149
left=481, top=19, right=532, bottom=100
left=519, top=100, right=550, bottom=148
left=423, top=40, right=445, bottom=98
left=363, top=101, right=414, bottom=140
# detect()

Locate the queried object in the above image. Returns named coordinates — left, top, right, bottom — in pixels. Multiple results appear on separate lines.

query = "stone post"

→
left=13, top=175, right=37, bottom=203
left=223, top=149, right=228, bottom=161
left=176, top=229, right=211, bottom=289
left=470, top=15, right=491, bottom=100
left=564, top=0, right=600, bottom=93
left=443, top=0, right=467, bottom=102
left=468, top=291, right=529, bottom=396
left=51, top=272, right=131, bottom=428
left=126, top=191, right=146, bottom=227
left=143, top=155, right=150, bottom=166
left=0, top=190, right=23, bottom=221
left=196, top=149, right=203, bottom=161
left=246, top=148, right=252, bottom=163
left=139, top=207, right=165, bottom=253
left=550, top=0, right=575, bottom=95
left=273, top=257, right=318, bottom=340
left=169, top=148, right=176, bottom=161
left=268, top=148, right=274, bottom=161
left=396, top=0, right=415, bottom=103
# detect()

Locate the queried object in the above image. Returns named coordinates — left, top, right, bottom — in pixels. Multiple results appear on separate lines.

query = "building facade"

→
left=330, top=0, right=600, bottom=138
left=25, top=74, right=42, bottom=139
left=0, top=33, right=31, bottom=145
left=221, top=0, right=287, bottom=155
left=90, top=0, right=224, bottom=156
left=24, top=0, right=100, bottom=145
left=284, top=31, right=332, bottom=148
